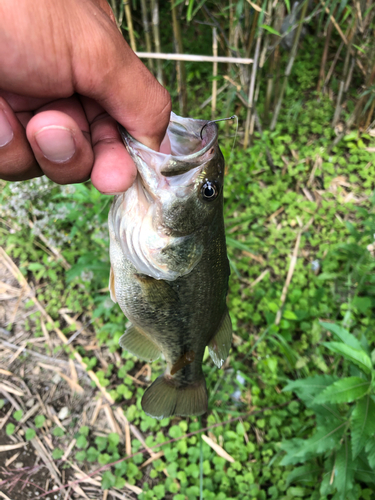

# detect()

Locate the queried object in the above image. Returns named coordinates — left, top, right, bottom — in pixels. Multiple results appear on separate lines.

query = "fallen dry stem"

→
left=275, top=218, right=314, bottom=325
left=0, top=247, right=115, bottom=405
left=0, top=387, right=62, bottom=488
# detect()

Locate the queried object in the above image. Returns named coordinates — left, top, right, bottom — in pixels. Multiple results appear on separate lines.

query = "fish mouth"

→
left=119, top=112, right=218, bottom=179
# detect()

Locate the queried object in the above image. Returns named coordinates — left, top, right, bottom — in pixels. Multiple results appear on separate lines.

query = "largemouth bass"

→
left=108, top=113, right=232, bottom=419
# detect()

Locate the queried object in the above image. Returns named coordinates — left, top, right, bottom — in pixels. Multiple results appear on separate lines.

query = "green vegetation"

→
left=1, top=1, right=375, bottom=499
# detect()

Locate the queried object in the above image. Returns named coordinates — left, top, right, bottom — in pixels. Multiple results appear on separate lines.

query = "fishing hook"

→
left=200, top=115, right=237, bottom=140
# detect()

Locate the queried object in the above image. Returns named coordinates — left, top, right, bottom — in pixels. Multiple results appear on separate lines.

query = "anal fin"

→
left=120, top=324, right=161, bottom=362
left=142, top=375, right=207, bottom=419
left=208, top=310, right=232, bottom=368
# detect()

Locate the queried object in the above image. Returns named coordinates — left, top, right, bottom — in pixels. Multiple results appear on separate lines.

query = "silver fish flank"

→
left=108, top=113, right=232, bottom=419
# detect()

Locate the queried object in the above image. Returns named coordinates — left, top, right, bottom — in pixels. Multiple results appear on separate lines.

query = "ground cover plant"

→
left=1, top=1, right=375, bottom=499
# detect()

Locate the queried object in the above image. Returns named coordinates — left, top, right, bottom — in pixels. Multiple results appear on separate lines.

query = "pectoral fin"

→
left=208, top=310, right=232, bottom=368
left=109, top=266, right=117, bottom=303
left=120, top=324, right=161, bottom=362
left=134, top=274, right=179, bottom=306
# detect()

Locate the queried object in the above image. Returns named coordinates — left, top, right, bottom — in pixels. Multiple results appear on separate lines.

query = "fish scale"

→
left=108, top=113, right=232, bottom=419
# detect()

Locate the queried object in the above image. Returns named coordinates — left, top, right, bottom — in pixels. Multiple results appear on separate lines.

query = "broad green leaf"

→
left=283, top=374, right=338, bottom=405
left=286, top=464, right=321, bottom=486
left=6, top=423, right=15, bottom=436
left=354, top=453, right=375, bottom=486
left=28, top=262, right=44, bottom=271
left=320, top=322, right=362, bottom=350
left=13, top=410, right=23, bottom=422
left=334, top=439, right=355, bottom=499
left=52, top=448, right=64, bottom=460
left=280, top=420, right=346, bottom=465
left=25, top=428, right=36, bottom=441
left=351, top=395, right=375, bottom=459
left=260, top=24, right=281, bottom=36
left=314, top=377, right=370, bottom=404
left=320, top=469, right=335, bottom=496
left=322, top=342, right=372, bottom=374
left=283, top=310, right=298, bottom=320
left=101, top=470, right=116, bottom=490
left=284, top=0, right=290, bottom=13
left=365, top=437, right=375, bottom=468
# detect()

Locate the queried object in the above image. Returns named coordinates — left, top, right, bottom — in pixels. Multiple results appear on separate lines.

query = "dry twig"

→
left=275, top=218, right=314, bottom=324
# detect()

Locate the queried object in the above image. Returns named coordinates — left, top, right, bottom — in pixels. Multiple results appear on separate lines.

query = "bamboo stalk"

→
left=364, top=98, right=375, bottom=130
left=332, top=80, right=345, bottom=127
left=264, top=2, right=284, bottom=122
left=317, top=20, right=333, bottom=92
left=140, top=0, right=154, bottom=70
left=332, top=18, right=357, bottom=128
left=355, top=39, right=375, bottom=127
left=270, top=0, right=309, bottom=131
left=229, top=0, right=234, bottom=56
left=329, top=98, right=364, bottom=152
left=212, top=28, right=218, bottom=119
left=135, top=53, right=254, bottom=64
left=151, top=0, right=163, bottom=85
left=324, top=39, right=344, bottom=86
left=344, top=56, right=356, bottom=93
left=246, top=0, right=261, bottom=58
left=320, top=0, right=365, bottom=77
left=124, top=1, right=137, bottom=52
left=226, top=1, right=234, bottom=103
left=171, top=0, right=187, bottom=116
left=244, top=1, right=251, bottom=36
left=320, top=0, right=348, bottom=44
left=244, top=35, right=261, bottom=149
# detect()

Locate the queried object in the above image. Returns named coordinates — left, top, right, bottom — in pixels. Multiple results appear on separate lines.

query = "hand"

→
left=0, top=0, right=171, bottom=193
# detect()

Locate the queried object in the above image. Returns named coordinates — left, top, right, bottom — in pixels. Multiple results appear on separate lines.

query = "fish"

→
left=108, top=112, right=232, bottom=419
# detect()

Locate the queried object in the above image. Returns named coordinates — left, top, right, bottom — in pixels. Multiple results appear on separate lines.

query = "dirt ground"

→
left=0, top=251, right=144, bottom=500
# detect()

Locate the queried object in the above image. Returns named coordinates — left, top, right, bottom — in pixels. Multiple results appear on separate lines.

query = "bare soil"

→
left=0, top=253, right=142, bottom=500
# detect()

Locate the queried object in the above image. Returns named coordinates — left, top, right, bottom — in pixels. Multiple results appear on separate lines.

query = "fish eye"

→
left=201, top=181, right=219, bottom=201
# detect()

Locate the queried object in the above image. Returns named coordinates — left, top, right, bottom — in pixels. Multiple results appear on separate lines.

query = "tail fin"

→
left=142, top=375, right=207, bottom=419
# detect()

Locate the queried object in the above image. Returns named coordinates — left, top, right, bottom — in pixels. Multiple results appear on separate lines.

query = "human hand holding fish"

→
left=0, top=0, right=171, bottom=193
left=0, top=0, right=233, bottom=420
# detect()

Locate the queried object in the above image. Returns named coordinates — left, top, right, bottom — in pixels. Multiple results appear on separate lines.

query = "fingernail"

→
left=35, top=126, right=76, bottom=163
left=0, top=110, right=14, bottom=147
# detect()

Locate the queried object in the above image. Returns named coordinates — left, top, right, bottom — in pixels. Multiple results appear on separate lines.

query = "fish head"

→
left=109, top=113, right=225, bottom=281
